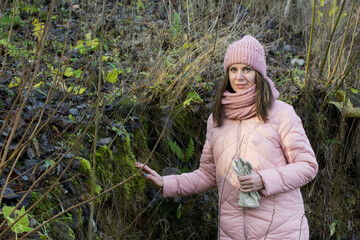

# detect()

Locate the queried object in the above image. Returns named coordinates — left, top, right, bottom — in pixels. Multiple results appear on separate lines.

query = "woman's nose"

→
left=237, top=70, right=244, bottom=79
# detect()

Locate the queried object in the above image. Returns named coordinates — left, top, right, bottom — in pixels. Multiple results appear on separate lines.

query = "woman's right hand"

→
left=135, top=162, right=164, bottom=189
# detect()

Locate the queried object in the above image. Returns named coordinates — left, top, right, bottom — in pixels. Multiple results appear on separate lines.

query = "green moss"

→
left=67, top=208, right=83, bottom=238
left=62, top=132, right=86, bottom=153
left=94, top=183, right=102, bottom=195
left=77, top=156, right=91, bottom=173
left=95, top=129, right=145, bottom=200
left=29, top=192, right=57, bottom=222
left=49, top=220, right=76, bottom=240
left=71, top=157, right=102, bottom=204
left=48, top=177, right=64, bottom=198
left=29, top=178, right=67, bottom=221
left=132, top=124, right=150, bottom=162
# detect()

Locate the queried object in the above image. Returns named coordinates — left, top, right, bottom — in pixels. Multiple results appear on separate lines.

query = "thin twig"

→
left=324, top=0, right=355, bottom=88
left=88, top=0, right=106, bottom=237
left=318, top=0, right=346, bottom=77
left=304, top=0, right=316, bottom=84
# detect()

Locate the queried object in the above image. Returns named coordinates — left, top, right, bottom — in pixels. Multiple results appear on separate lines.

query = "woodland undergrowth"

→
left=0, top=0, right=359, bottom=239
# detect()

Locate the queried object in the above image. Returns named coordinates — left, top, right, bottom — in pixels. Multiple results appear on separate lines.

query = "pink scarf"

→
left=221, top=85, right=256, bottom=120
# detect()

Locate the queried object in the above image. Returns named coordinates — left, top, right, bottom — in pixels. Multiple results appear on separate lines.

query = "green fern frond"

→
left=183, top=138, right=194, bottom=163
left=167, top=140, right=183, bottom=160
left=0, top=15, right=25, bottom=26
left=32, top=19, right=44, bottom=41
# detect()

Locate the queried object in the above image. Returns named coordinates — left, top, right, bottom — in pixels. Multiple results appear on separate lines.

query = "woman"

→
left=135, top=35, right=318, bottom=239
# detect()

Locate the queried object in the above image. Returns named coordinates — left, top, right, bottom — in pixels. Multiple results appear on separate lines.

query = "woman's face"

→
left=228, top=63, right=256, bottom=92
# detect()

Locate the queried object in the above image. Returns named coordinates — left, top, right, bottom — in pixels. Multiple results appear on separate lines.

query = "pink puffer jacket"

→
left=162, top=100, right=318, bottom=239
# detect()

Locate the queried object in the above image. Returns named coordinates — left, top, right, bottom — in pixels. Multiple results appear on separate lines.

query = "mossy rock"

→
left=49, top=220, right=76, bottom=240
left=29, top=192, right=57, bottom=222
left=95, top=136, right=146, bottom=200
left=65, top=207, right=84, bottom=239
left=132, top=125, right=150, bottom=162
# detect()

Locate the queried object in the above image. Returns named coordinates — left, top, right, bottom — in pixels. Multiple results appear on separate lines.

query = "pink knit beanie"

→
left=224, top=35, right=279, bottom=99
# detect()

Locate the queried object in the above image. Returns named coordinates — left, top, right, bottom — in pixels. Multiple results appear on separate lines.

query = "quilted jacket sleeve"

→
left=258, top=105, right=318, bottom=196
left=162, top=115, right=217, bottom=198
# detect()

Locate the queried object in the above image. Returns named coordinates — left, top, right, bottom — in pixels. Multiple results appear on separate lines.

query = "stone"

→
left=3, top=187, right=17, bottom=199
left=69, top=108, right=79, bottom=116
left=99, top=138, right=112, bottom=145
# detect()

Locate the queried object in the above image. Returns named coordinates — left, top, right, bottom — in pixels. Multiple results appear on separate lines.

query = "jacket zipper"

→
left=237, top=121, right=247, bottom=240
left=243, top=208, right=248, bottom=240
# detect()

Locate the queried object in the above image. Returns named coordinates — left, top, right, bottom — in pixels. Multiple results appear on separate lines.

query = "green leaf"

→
left=19, top=225, right=34, bottom=232
left=330, top=89, right=360, bottom=117
left=139, top=72, right=150, bottom=78
left=12, top=223, right=33, bottom=234
left=136, top=0, right=145, bottom=10
left=85, top=32, right=92, bottom=41
left=46, top=63, right=54, bottom=72
left=102, top=55, right=110, bottom=61
left=36, top=88, right=47, bottom=96
left=45, top=159, right=55, bottom=169
left=2, top=206, right=33, bottom=234
left=74, top=69, right=83, bottom=78
left=176, top=204, right=182, bottom=219
left=3, top=206, right=14, bottom=218
left=172, top=12, right=181, bottom=29
left=68, top=86, right=75, bottom=93
left=67, top=86, right=86, bottom=95
left=33, top=81, right=44, bottom=89
left=330, top=221, right=337, bottom=236
left=330, top=100, right=360, bottom=117
left=89, top=38, right=99, bottom=50
left=182, top=41, right=192, bottom=50
left=106, top=71, right=118, bottom=83
left=125, top=67, right=132, bottom=74
left=69, top=114, right=75, bottom=122
left=183, top=91, right=203, bottom=107
left=78, top=88, right=86, bottom=94
left=9, top=77, right=20, bottom=88
left=351, top=88, right=358, bottom=94
left=64, top=67, right=74, bottom=77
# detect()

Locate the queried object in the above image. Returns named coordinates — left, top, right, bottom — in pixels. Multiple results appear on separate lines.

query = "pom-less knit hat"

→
left=223, top=35, right=279, bottom=99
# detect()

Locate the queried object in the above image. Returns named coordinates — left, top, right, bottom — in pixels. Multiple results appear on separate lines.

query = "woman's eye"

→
left=244, top=67, right=252, bottom=72
left=230, top=68, right=237, bottom=72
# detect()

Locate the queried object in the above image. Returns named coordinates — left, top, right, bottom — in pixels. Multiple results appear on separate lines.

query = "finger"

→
left=142, top=165, right=160, bottom=176
left=135, top=162, right=145, bottom=169
left=241, top=188, right=253, bottom=193
left=240, top=184, right=256, bottom=191
left=239, top=186, right=252, bottom=192
left=239, top=179, right=253, bottom=186
left=135, top=164, right=149, bottom=175
left=135, top=163, right=153, bottom=174
left=135, top=163, right=153, bottom=178
left=238, top=175, right=251, bottom=181
left=239, top=184, right=252, bottom=190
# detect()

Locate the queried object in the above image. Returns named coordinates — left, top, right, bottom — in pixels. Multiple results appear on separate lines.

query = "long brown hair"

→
left=212, top=71, right=274, bottom=127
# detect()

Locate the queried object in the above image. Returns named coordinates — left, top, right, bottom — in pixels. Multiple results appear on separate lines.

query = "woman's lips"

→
left=235, top=84, right=247, bottom=89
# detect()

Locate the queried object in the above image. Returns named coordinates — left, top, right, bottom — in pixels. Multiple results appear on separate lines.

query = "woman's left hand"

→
left=238, top=173, right=264, bottom=192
